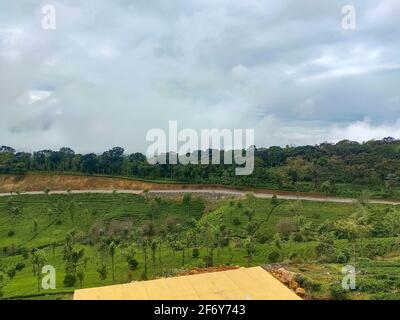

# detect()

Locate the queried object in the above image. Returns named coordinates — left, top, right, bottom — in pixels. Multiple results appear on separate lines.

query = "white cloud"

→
left=294, top=45, right=400, bottom=83
left=254, top=116, right=400, bottom=147
left=330, top=118, right=400, bottom=142
left=295, top=96, right=322, bottom=118
left=0, top=0, right=399, bottom=152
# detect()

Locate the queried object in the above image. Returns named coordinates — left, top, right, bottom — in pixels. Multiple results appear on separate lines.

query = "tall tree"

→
left=31, top=249, right=47, bottom=292
left=109, top=242, right=117, bottom=282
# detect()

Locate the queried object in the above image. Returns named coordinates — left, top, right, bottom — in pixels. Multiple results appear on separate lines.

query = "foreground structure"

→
left=73, top=267, right=301, bottom=300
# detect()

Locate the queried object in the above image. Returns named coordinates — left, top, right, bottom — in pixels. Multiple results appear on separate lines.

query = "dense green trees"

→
left=63, top=231, right=85, bottom=287
left=2, top=138, right=400, bottom=197
left=0, top=139, right=398, bottom=187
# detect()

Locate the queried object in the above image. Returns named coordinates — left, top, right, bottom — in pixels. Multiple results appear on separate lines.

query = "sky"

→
left=0, top=0, right=399, bottom=153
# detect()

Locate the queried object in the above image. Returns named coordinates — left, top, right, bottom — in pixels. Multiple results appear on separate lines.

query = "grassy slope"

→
left=0, top=194, right=399, bottom=299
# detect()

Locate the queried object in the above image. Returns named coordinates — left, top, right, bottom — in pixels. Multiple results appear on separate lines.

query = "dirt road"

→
left=1, top=188, right=399, bottom=205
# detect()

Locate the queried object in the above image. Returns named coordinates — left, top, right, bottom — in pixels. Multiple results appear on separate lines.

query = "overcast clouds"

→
left=0, top=0, right=399, bottom=153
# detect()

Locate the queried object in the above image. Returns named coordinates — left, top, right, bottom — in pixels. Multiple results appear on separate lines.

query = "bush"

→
left=290, top=232, right=304, bottom=243
left=7, top=230, right=15, bottom=237
left=315, top=241, right=335, bottom=257
left=257, top=234, right=270, bottom=244
left=336, top=250, right=350, bottom=263
left=21, top=249, right=29, bottom=260
left=192, top=248, right=200, bottom=258
left=15, top=262, right=26, bottom=271
left=97, top=263, right=108, bottom=280
left=357, top=278, right=388, bottom=293
left=203, top=255, right=213, bottom=267
left=288, top=252, right=303, bottom=263
left=267, top=250, right=281, bottom=263
left=127, top=257, right=139, bottom=271
left=7, top=267, right=16, bottom=279
left=295, top=275, right=321, bottom=292
left=329, top=283, right=348, bottom=300
left=232, top=217, right=241, bottom=226
left=64, top=274, right=77, bottom=287
left=277, top=218, right=297, bottom=238
left=372, top=292, right=400, bottom=300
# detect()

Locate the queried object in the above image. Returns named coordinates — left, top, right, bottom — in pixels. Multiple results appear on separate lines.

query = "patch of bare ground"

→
left=0, top=173, right=320, bottom=197
left=177, top=265, right=242, bottom=276
left=264, top=265, right=306, bottom=297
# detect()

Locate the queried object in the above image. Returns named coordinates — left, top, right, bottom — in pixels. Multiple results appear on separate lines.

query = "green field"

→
left=0, top=192, right=399, bottom=300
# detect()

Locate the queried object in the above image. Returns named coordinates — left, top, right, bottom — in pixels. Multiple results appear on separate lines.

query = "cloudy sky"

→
left=1, top=0, right=399, bottom=153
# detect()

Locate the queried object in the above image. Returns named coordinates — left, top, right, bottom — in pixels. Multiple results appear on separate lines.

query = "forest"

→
left=1, top=137, right=400, bottom=198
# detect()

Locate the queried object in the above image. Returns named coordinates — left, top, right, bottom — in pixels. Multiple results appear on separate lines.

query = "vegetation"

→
left=2, top=137, right=400, bottom=199
left=0, top=191, right=399, bottom=300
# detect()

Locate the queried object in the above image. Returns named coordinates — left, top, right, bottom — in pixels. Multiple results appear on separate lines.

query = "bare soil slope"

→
left=1, top=173, right=399, bottom=205
left=0, top=174, right=182, bottom=193
left=0, top=173, right=255, bottom=194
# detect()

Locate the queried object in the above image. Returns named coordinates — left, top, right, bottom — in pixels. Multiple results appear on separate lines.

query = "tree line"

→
left=1, top=137, right=400, bottom=196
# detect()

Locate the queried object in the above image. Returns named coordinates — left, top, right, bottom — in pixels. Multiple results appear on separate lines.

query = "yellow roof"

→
left=73, top=267, right=301, bottom=300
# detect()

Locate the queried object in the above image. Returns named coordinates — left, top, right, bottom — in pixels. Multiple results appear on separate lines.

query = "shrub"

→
left=295, top=275, right=321, bottom=292
left=257, top=234, right=270, bottom=244
left=127, top=258, right=139, bottom=271
left=267, top=250, right=280, bottom=263
left=336, top=250, right=350, bottom=263
left=192, top=248, right=200, bottom=258
left=288, top=252, right=303, bottom=263
left=64, top=274, right=77, bottom=287
left=21, top=249, right=29, bottom=260
left=232, top=217, right=241, bottom=226
left=329, top=283, right=348, bottom=300
left=15, top=262, right=26, bottom=271
left=7, top=267, right=16, bottom=279
left=290, top=232, right=304, bottom=243
left=372, top=292, right=400, bottom=300
left=277, top=218, right=297, bottom=238
left=96, top=263, right=108, bottom=280
left=7, top=230, right=15, bottom=237
left=203, top=255, right=213, bottom=267
left=357, top=278, right=388, bottom=293
left=123, top=245, right=139, bottom=271
left=315, top=241, right=335, bottom=257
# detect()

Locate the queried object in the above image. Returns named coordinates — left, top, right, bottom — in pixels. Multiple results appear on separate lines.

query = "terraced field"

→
left=0, top=191, right=399, bottom=300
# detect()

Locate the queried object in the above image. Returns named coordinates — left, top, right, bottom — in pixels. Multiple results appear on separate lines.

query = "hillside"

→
left=2, top=138, right=400, bottom=199
left=2, top=173, right=400, bottom=207
left=0, top=191, right=399, bottom=300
